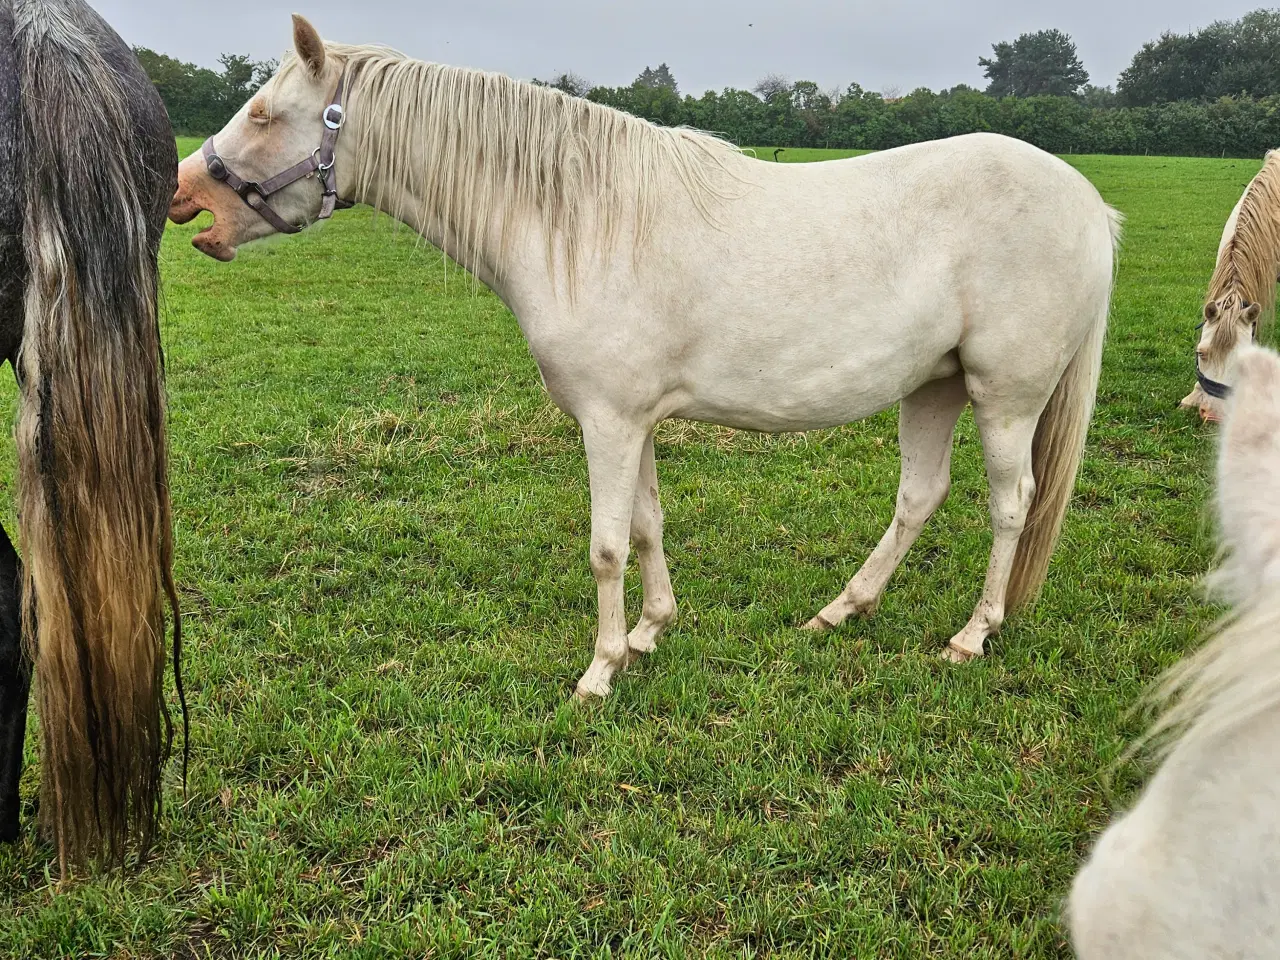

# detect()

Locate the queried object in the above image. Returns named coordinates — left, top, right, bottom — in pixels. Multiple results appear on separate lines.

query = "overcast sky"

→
left=99, top=1, right=1263, bottom=96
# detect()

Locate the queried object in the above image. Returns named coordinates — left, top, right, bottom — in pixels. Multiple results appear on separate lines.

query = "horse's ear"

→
left=1204, top=301, right=1220, bottom=322
left=1245, top=302, right=1262, bottom=325
left=292, top=14, right=326, bottom=78
left=1217, top=345, right=1280, bottom=597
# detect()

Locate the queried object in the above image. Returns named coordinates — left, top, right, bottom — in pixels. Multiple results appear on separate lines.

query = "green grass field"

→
left=0, top=141, right=1257, bottom=957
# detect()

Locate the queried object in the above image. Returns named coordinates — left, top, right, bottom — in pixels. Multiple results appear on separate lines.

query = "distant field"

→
left=744, top=146, right=871, bottom=163
left=0, top=142, right=1254, bottom=958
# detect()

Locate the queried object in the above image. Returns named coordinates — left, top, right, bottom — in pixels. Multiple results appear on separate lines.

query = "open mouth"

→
left=170, top=157, right=245, bottom=262
left=169, top=192, right=238, bottom=262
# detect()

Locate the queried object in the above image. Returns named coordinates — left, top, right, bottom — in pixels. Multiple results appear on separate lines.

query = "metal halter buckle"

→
left=206, top=154, right=227, bottom=180
left=323, top=103, right=345, bottom=130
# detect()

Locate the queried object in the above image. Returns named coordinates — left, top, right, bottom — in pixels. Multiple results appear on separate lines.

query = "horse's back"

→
left=730, top=132, right=1116, bottom=296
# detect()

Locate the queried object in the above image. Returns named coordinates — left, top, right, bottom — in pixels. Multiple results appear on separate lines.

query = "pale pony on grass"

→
left=1072, top=343, right=1280, bottom=958
left=1181, top=150, right=1280, bottom=422
left=172, top=15, right=1122, bottom=698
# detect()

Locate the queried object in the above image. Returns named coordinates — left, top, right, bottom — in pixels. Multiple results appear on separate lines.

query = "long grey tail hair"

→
left=13, top=0, right=181, bottom=871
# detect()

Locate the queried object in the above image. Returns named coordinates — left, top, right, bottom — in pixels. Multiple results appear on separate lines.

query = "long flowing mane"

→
left=276, top=45, right=744, bottom=286
left=1206, top=151, right=1280, bottom=347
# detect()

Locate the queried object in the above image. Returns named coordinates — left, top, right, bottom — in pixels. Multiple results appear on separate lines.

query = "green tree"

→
left=979, top=29, right=1089, bottom=98
left=134, top=47, right=275, bottom=134
left=1080, top=84, right=1118, bottom=108
left=753, top=73, right=792, bottom=100
left=218, top=53, right=277, bottom=116
left=1118, top=10, right=1280, bottom=105
left=1117, top=28, right=1228, bottom=104
left=532, top=71, right=592, bottom=96
left=635, top=63, right=678, bottom=94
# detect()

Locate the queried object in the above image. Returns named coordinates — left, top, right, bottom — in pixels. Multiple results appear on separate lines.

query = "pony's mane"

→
left=1206, top=151, right=1280, bottom=349
left=278, top=44, right=743, bottom=287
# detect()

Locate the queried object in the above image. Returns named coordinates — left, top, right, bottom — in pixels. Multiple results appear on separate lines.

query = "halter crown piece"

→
left=200, top=75, right=353, bottom=235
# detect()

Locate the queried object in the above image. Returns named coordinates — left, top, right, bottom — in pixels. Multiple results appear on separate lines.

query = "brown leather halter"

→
left=201, top=75, right=352, bottom=235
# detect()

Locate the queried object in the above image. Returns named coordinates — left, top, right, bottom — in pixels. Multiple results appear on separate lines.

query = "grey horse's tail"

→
left=13, top=0, right=180, bottom=871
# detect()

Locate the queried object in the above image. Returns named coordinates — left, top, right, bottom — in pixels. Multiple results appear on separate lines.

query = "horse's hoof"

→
left=574, top=670, right=613, bottom=701
left=801, top=613, right=835, bottom=632
left=940, top=642, right=981, bottom=663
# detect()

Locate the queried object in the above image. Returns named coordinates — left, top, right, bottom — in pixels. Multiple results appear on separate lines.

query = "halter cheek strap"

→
left=201, top=74, right=352, bottom=235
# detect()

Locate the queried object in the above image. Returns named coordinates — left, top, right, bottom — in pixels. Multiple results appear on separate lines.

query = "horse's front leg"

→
left=0, top=522, right=29, bottom=843
left=575, top=414, right=647, bottom=699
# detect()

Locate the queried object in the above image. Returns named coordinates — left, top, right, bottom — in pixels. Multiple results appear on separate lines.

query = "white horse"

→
left=1071, top=343, right=1280, bottom=958
left=1180, top=151, right=1280, bottom=422
left=170, top=16, right=1122, bottom=698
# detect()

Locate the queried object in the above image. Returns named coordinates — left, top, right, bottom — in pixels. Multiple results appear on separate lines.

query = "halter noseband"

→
left=1196, top=356, right=1233, bottom=400
left=201, top=75, right=352, bottom=235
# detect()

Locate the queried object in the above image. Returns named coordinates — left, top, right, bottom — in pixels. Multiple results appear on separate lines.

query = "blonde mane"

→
left=277, top=45, right=743, bottom=287
left=1205, top=151, right=1280, bottom=354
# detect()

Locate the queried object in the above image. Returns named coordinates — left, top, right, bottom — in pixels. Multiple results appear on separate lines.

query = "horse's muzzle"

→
left=170, top=157, right=241, bottom=261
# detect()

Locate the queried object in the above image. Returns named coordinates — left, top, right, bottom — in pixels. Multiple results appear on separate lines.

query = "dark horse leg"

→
left=0, top=520, right=26, bottom=843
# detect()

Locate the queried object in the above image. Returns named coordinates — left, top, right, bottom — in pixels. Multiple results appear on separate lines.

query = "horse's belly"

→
left=670, top=346, right=951, bottom=433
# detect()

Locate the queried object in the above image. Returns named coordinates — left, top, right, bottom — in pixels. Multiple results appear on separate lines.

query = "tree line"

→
left=134, top=47, right=277, bottom=135
left=142, top=8, right=1280, bottom=157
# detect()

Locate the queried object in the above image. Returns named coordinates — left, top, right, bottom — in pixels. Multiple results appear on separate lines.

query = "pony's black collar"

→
left=1196, top=356, right=1232, bottom=400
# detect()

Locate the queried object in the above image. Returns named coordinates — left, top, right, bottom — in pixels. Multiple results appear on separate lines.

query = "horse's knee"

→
left=590, top=543, right=627, bottom=581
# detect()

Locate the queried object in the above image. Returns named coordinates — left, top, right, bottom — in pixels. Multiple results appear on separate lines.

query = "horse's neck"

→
left=342, top=112, right=621, bottom=312
left=349, top=169, right=514, bottom=296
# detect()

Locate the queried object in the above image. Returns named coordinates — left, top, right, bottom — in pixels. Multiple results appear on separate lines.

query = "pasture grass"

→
left=0, top=143, right=1255, bottom=957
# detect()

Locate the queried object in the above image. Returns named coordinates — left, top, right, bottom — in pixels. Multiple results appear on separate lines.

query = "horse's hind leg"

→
left=805, top=374, right=968, bottom=631
left=627, top=432, right=676, bottom=660
left=0, top=522, right=28, bottom=843
left=942, top=402, right=1039, bottom=662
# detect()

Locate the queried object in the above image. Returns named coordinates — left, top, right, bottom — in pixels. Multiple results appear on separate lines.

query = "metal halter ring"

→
left=323, top=103, right=345, bottom=130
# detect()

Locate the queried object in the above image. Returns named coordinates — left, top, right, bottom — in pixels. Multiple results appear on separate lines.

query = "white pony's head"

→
left=169, top=15, right=345, bottom=260
left=1180, top=295, right=1262, bottom=424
